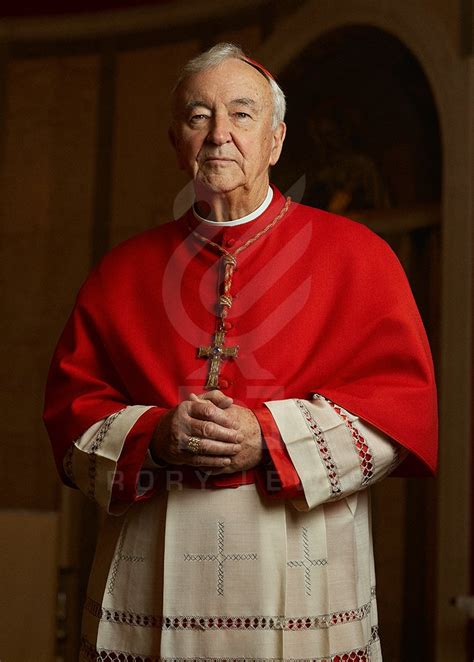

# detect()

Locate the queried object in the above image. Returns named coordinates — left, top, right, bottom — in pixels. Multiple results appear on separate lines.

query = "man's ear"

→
left=269, top=122, right=287, bottom=167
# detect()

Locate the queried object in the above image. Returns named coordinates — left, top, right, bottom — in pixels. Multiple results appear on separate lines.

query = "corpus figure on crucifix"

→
left=43, top=42, right=437, bottom=661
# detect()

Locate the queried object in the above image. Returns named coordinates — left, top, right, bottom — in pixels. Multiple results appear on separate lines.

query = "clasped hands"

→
left=150, top=390, right=263, bottom=474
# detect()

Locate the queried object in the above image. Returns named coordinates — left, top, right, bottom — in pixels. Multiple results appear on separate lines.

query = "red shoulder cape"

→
left=44, top=187, right=438, bottom=486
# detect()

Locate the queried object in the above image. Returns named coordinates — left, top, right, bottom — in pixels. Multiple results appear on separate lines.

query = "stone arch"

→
left=256, top=2, right=471, bottom=660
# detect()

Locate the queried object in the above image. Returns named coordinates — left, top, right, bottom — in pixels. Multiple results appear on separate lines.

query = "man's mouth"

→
left=204, top=157, right=234, bottom=163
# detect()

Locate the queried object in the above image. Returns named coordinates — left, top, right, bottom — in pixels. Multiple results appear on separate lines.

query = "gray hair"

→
left=172, top=42, right=286, bottom=130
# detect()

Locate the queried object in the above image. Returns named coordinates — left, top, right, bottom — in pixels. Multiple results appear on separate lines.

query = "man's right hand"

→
left=149, top=390, right=242, bottom=468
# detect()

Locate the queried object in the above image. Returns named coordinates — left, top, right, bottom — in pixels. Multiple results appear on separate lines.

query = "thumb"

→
left=189, top=390, right=233, bottom=409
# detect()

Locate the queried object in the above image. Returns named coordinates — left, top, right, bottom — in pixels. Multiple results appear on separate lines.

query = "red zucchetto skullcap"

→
left=239, top=55, right=275, bottom=81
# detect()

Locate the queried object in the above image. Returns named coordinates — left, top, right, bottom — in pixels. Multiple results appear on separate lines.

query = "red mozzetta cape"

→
left=44, top=186, right=437, bottom=503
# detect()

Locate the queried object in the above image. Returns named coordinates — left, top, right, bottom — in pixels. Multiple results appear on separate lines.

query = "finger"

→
left=192, top=390, right=233, bottom=409
left=192, top=419, right=242, bottom=443
left=186, top=455, right=233, bottom=468
left=205, top=466, right=232, bottom=475
left=190, top=400, right=237, bottom=430
left=178, top=435, right=239, bottom=455
left=196, top=439, right=241, bottom=457
left=203, top=463, right=238, bottom=475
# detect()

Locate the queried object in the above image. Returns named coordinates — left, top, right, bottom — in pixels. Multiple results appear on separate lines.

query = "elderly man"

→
left=44, top=43, right=437, bottom=661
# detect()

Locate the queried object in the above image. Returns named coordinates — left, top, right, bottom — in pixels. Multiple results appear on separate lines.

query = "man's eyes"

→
left=190, top=114, right=209, bottom=122
left=188, top=111, right=252, bottom=123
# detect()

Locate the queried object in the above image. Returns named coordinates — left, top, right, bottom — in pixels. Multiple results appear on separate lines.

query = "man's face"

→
left=170, top=58, right=286, bottom=196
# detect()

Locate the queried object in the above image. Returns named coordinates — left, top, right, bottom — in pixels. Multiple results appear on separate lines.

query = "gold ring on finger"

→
left=186, top=436, right=202, bottom=455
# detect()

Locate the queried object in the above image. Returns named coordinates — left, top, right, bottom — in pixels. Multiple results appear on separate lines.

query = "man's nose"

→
left=206, top=114, right=232, bottom=145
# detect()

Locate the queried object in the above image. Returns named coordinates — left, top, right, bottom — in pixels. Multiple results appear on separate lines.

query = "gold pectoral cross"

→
left=198, top=329, right=239, bottom=390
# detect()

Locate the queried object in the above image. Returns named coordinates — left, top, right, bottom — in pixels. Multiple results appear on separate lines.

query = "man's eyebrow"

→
left=183, top=97, right=260, bottom=113
left=229, top=97, right=259, bottom=109
left=185, top=100, right=212, bottom=111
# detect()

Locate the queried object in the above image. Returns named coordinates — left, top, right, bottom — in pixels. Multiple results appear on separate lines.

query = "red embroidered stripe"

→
left=296, top=399, right=342, bottom=496
left=325, top=401, right=375, bottom=485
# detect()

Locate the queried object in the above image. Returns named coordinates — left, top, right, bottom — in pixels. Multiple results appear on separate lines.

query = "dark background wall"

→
left=0, top=1, right=471, bottom=660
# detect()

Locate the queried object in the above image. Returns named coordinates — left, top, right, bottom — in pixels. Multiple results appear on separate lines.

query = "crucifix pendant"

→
left=198, top=329, right=239, bottom=390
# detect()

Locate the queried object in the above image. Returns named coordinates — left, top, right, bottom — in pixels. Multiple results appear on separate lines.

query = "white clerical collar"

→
left=192, top=187, right=273, bottom=226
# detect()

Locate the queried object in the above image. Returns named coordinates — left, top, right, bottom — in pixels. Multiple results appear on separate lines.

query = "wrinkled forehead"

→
left=172, top=58, right=273, bottom=117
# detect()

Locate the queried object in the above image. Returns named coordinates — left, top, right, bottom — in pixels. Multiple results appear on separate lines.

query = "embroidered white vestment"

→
left=67, top=395, right=404, bottom=661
